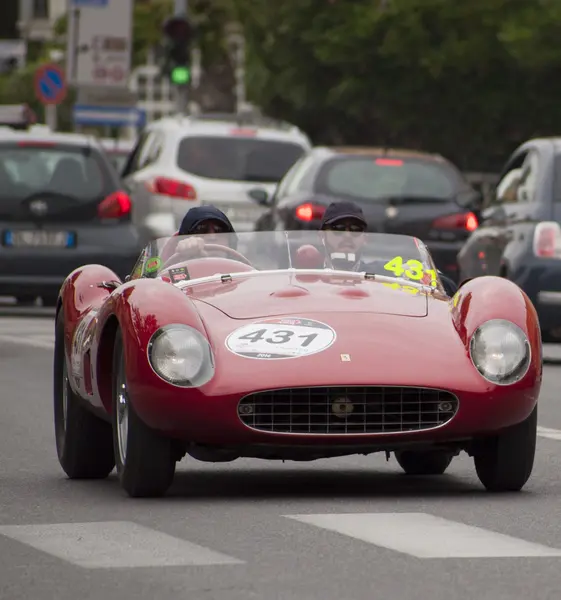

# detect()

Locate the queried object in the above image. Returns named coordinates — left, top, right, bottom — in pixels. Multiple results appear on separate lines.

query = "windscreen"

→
left=314, top=156, right=458, bottom=201
left=134, top=230, right=442, bottom=290
left=176, top=135, right=306, bottom=182
left=0, top=142, right=109, bottom=202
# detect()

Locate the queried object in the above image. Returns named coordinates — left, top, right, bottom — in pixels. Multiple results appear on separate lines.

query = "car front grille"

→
left=237, top=386, right=459, bottom=435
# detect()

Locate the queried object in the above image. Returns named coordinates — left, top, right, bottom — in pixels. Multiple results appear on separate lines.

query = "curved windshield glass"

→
left=131, top=231, right=442, bottom=290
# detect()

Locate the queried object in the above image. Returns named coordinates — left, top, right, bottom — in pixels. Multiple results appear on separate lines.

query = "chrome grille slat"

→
left=237, top=386, right=459, bottom=435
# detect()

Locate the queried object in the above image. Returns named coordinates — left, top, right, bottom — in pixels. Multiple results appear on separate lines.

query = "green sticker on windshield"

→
left=145, top=257, right=161, bottom=273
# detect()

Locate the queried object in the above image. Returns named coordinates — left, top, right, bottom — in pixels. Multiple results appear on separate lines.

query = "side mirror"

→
left=248, top=188, right=270, bottom=206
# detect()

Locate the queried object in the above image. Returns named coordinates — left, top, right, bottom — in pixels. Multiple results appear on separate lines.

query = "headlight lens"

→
left=147, top=325, right=214, bottom=387
left=469, top=319, right=531, bottom=385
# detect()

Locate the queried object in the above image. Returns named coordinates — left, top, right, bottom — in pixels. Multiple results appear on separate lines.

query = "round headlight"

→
left=469, top=319, right=531, bottom=385
left=148, top=325, right=214, bottom=387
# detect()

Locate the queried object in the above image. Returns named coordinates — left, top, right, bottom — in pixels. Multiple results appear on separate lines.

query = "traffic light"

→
left=161, top=14, right=194, bottom=85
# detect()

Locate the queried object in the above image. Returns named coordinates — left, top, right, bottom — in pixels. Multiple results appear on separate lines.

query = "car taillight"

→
left=432, top=212, right=478, bottom=231
left=97, top=191, right=131, bottom=219
left=295, top=203, right=326, bottom=221
left=533, top=221, right=561, bottom=258
left=145, top=177, right=197, bottom=200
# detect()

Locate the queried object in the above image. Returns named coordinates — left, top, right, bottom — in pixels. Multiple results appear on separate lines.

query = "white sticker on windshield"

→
left=225, top=317, right=336, bottom=360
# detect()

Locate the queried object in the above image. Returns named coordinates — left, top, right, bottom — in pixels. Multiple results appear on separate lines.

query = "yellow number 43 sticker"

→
left=383, top=256, right=437, bottom=287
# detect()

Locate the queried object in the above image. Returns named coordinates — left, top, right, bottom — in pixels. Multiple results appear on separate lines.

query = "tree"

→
left=234, top=0, right=561, bottom=170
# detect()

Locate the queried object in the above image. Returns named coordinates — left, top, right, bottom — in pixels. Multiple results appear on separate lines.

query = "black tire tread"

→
left=112, top=329, right=175, bottom=498
left=54, top=309, right=115, bottom=479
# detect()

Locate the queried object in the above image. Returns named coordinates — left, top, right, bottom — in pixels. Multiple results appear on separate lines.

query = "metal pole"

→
left=45, top=104, right=57, bottom=131
left=174, top=0, right=188, bottom=114
left=235, top=36, right=246, bottom=113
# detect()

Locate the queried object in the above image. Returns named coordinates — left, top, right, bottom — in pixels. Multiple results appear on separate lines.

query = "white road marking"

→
left=285, top=513, right=561, bottom=558
left=0, top=521, right=244, bottom=568
left=0, top=335, right=54, bottom=350
left=537, top=426, right=561, bottom=441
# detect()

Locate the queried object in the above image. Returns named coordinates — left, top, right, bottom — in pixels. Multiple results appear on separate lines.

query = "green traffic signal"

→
left=171, top=65, right=190, bottom=84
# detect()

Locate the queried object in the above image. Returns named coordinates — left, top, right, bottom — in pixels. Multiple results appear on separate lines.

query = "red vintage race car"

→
left=53, top=230, right=542, bottom=498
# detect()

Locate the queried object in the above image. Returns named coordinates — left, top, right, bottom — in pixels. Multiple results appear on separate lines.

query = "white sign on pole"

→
left=66, top=0, right=133, bottom=89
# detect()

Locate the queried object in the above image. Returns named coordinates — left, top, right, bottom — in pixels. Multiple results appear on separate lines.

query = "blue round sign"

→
left=34, top=63, right=67, bottom=105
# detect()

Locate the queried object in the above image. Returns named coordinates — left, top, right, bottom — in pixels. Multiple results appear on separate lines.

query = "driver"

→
left=160, top=206, right=238, bottom=263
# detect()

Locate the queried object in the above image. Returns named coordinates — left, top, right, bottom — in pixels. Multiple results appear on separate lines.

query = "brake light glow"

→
left=230, top=128, right=257, bottom=136
left=145, top=177, right=197, bottom=200
left=432, top=212, right=478, bottom=231
left=375, top=158, right=403, bottom=166
left=295, top=203, right=327, bottom=221
left=97, top=191, right=131, bottom=219
left=533, top=221, right=561, bottom=258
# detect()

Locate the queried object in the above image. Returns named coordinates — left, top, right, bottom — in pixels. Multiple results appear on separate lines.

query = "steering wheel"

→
left=160, top=243, right=253, bottom=271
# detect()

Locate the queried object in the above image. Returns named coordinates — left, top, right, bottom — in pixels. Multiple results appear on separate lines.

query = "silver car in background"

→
left=120, top=111, right=311, bottom=241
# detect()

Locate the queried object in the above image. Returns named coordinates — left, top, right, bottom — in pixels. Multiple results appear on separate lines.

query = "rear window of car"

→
left=314, top=156, right=458, bottom=201
left=176, top=135, right=306, bottom=182
left=0, top=142, right=110, bottom=201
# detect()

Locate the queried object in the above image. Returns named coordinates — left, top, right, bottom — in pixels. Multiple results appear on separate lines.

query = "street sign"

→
left=34, top=64, right=67, bottom=105
left=72, top=104, right=146, bottom=128
left=66, top=0, right=132, bottom=89
left=77, top=85, right=137, bottom=108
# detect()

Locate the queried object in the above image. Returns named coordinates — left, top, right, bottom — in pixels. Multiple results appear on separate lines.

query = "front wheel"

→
left=395, top=449, right=454, bottom=475
left=112, top=329, right=176, bottom=498
left=473, top=406, right=537, bottom=492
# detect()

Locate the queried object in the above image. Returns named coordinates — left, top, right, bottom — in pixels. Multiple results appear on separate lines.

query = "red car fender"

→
left=93, top=278, right=209, bottom=413
left=449, top=275, right=542, bottom=394
left=59, top=264, right=121, bottom=358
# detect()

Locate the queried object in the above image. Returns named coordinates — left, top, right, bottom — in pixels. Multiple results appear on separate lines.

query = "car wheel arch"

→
left=96, top=315, right=121, bottom=412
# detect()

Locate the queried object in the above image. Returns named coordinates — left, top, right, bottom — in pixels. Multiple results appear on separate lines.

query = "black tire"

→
left=395, top=449, right=454, bottom=475
left=54, top=309, right=115, bottom=478
left=473, top=406, right=537, bottom=492
left=112, top=328, right=176, bottom=498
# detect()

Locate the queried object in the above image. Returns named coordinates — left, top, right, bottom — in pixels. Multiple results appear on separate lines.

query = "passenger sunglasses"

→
left=329, top=223, right=365, bottom=234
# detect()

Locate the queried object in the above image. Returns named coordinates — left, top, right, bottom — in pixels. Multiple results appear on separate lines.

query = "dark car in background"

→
left=253, top=147, right=482, bottom=281
left=457, top=137, right=561, bottom=342
left=0, top=129, right=141, bottom=305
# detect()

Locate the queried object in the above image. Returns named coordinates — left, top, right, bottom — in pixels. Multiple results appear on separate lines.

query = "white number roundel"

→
left=225, top=317, right=336, bottom=360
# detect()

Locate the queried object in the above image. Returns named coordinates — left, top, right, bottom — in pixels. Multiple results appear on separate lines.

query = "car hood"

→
left=190, top=272, right=428, bottom=319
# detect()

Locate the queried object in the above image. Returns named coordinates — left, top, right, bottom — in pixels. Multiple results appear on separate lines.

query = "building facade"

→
left=18, top=0, right=66, bottom=41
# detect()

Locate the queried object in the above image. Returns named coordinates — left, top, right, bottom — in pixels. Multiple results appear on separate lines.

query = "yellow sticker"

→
left=382, top=282, right=420, bottom=295
left=383, top=256, right=437, bottom=287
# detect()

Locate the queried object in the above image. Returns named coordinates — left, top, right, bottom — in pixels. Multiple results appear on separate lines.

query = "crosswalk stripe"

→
left=285, top=513, right=561, bottom=558
left=0, top=521, right=244, bottom=568
left=0, top=335, right=54, bottom=349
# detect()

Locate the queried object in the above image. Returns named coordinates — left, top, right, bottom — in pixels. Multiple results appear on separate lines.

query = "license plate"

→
left=4, top=230, right=75, bottom=248
left=203, top=203, right=262, bottom=222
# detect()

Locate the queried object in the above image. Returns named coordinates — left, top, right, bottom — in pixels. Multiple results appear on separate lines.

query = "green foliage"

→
left=235, top=0, right=561, bottom=170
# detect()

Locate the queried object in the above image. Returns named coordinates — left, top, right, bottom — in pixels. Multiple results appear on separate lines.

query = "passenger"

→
left=297, top=201, right=458, bottom=295
left=318, top=202, right=370, bottom=271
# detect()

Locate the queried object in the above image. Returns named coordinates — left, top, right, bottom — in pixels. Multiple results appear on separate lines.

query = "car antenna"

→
left=284, top=230, right=293, bottom=269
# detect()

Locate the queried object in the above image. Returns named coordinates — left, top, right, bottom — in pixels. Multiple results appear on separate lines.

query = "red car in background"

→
left=53, top=230, right=541, bottom=497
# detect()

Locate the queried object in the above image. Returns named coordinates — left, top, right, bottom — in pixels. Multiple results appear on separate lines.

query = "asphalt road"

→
left=2, top=311, right=561, bottom=600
